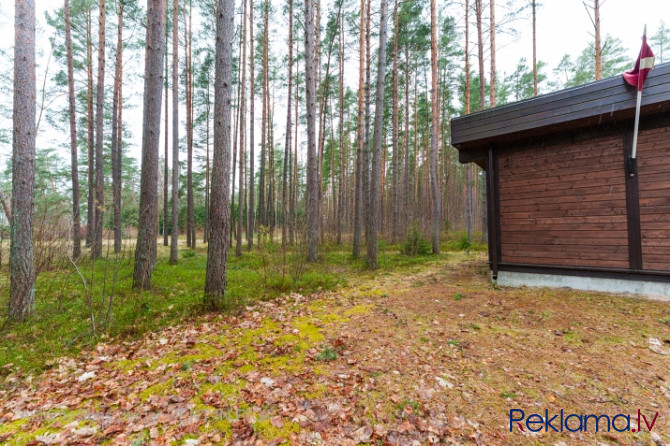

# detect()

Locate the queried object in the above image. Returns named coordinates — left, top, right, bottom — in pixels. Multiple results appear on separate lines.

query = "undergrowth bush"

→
left=402, top=223, right=432, bottom=256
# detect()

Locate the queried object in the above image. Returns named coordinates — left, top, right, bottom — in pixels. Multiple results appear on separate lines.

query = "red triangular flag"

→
left=623, top=33, right=655, bottom=91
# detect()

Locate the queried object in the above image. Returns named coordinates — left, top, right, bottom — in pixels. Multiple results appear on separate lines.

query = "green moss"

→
left=3, top=425, right=53, bottom=446
left=315, top=313, right=347, bottom=325
left=343, top=304, right=373, bottom=316
left=199, top=381, right=243, bottom=400
left=293, top=318, right=325, bottom=344
left=113, top=358, right=143, bottom=372
left=253, top=418, right=300, bottom=444
left=261, top=353, right=305, bottom=374
left=275, top=333, right=301, bottom=347
left=312, top=364, right=329, bottom=376
left=236, top=364, right=255, bottom=374
left=209, top=418, right=233, bottom=443
left=0, top=419, right=28, bottom=435
left=357, top=289, right=387, bottom=299
left=139, top=378, right=174, bottom=401
left=158, top=342, right=224, bottom=368
left=238, top=319, right=281, bottom=347
left=299, top=382, right=328, bottom=399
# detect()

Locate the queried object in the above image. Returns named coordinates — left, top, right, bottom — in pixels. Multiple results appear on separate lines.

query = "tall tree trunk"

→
left=205, top=0, right=234, bottom=305
left=10, top=0, right=36, bottom=320
left=230, top=28, right=242, bottom=245
left=163, top=25, right=169, bottom=246
left=290, top=51, right=299, bottom=245
left=282, top=0, right=293, bottom=248
left=391, top=0, right=399, bottom=243
left=352, top=0, right=365, bottom=258
left=402, top=45, right=410, bottom=233
left=366, top=0, right=389, bottom=269
left=237, top=0, right=248, bottom=256
left=185, top=0, right=195, bottom=249
left=304, top=0, right=319, bottom=261
left=0, top=190, right=12, bottom=226
left=258, top=0, right=268, bottom=237
left=480, top=0, right=493, bottom=243
left=429, top=0, right=441, bottom=254
left=247, top=0, right=255, bottom=249
left=92, top=0, right=106, bottom=260
left=474, top=0, right=484, bottom=111
left=117, top=72, right=123, bottom=248
left=133, top=0, right=166, bottom=289
left=86, top=5, right=95, bottom=248
left=532, top=0, right=538, bottom=96
left=363, top=0, right=371, bottom=230
left=204, top=71, right=211, bottom=243
left=264, top=3, right=274, bottom=242
left=464, top=0, right=471, bottom=114
left=316, top=2, right=343, bottom=243
left=170, top=0, right=179, bottom=264
left=412, top=74, right=418, bottom=220
left=112, top=0, right=124, bottom=253
left=465, top=0, right=474, bottom=242
left=268, top=86, right=275, bottom=240
left=489, top=0, right=496, bottom=107
left=594, top=0, right=602, bottom=80
left=336, top=15, right=344, bottom=245
left=65, top=0, right=81, bottom=259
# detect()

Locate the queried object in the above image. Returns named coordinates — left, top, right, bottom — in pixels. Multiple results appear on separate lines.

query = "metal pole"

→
left=631, top=89, right=642, bottom=159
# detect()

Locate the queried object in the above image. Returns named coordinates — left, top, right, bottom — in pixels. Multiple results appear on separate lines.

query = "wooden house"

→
left=451, top=63, right=670, bottom=298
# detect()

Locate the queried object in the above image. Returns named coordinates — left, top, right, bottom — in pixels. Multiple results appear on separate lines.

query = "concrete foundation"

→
left=495, top=270, right=670, bottom=302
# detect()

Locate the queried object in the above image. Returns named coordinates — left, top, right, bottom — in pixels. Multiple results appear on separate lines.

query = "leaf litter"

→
left=1, top=253, right=670, bottom=445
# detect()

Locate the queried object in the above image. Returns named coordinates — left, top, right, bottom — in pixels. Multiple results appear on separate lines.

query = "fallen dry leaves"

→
left=1, top=253, right=670, bottom=445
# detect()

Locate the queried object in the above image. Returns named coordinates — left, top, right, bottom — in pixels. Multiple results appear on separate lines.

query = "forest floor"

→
left=2, top=252, right=670, bottom=445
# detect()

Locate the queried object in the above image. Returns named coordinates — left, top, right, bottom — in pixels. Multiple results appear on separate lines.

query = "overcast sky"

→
left=0, top=0, right=668, bottom=170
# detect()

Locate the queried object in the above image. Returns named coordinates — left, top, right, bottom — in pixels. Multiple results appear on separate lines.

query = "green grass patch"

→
left=0, top=237, right=455, bottom=377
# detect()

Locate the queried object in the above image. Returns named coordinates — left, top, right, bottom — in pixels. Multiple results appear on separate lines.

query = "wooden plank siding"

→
left=638, top=126, right=670, bottom=272
left=452, top=63, right=670, bottom=152
left=497, top=134, right=630, bottom=269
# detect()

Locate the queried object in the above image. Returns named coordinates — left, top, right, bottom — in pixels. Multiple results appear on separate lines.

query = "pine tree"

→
left=92, top=0, right=105, bottom=260
left=651, top=21, right=670, bottom=64
left=111, top=0, right=124, bottom=253
left=9, top=0, right=36, bottom=320
left=64, top=0, right=81, bottom=259
left=366, top=0, right=389, bottom=269
left=170, top=0, right=180, bottom=264
left=429, top=0, right=441, bottom=254
left=352, top=0, right=365, bottom=258
left=304, top=0, right=318, bottom=261
left=532, top=0, right=538, bottom=96
left=247, top=0, right=255, bottom=250
left=133, top=0, right=167, bottom=289
left=205, top=0, right=234, bottom=305
left=282, top=0, right=294, bottom=248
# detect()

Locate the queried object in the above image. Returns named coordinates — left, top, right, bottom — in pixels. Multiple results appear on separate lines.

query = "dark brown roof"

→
left=452, top=62, right=670, bottom=153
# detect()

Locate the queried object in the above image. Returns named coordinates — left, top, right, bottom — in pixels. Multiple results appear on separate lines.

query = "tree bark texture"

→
left=10, top=0, right=36, bottom=320
left=304, top=0, right=318, bottom=262
left=205, top=0, right=234, bottom=305
left=133, top=0, right=166, bottom=289
left=170, top=0, right=179, bottom=264
left=65, top=0, right=81, bottom=259
left=92, top=0, right=106, bottom=260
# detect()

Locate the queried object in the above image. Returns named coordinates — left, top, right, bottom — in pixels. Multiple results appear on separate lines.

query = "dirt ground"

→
left=2, top=252, right=670, bottom=445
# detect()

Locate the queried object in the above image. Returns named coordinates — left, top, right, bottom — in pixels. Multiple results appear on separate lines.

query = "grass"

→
left=0, top=234, right=472, bottom=375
